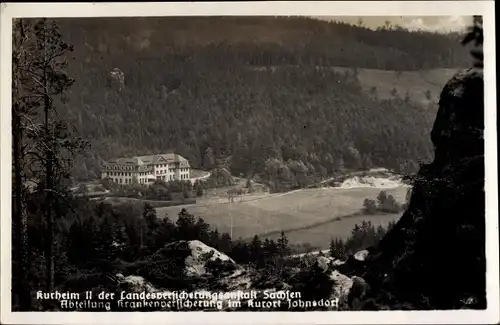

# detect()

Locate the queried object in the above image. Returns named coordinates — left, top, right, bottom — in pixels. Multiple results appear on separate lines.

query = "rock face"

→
left=353, top=250, right=369, bottom=262
left=118, top=274, right=158, bottom=293
left=348, top=67, right=485, bottom=310
left=330, top=270, right=354, bottom=299
left=316, top=256, right=331, bottom=272
left=109, top=68, right=125, bottom=91
left=184, top=240, right=235, bottom=277
left=115, top=241, right=359, bottom=310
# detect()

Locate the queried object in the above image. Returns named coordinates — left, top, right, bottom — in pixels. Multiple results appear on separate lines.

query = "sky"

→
left=312, top=16, right=472, bottom=33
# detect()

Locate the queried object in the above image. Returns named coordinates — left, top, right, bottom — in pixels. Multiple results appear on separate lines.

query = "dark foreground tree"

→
left=12, top=18, right=33, bottom=311
left=12, top=18, right=88, bottom=300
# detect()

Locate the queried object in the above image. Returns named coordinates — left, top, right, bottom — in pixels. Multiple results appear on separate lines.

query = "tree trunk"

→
left=12, top=19, right=31, bottom=310
left=42, top=18, right=55, bottom=292
left=12, top=110, right=31, bottom=310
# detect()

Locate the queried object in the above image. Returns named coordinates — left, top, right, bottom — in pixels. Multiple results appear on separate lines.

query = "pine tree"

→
left=12, top=18, right=87, bottom=293
left=143, top=203, right=159, bottom=230
left=154, top=216, right=176, bottom=249
left=176, top=208, right=197, bottom=240
left=250, top=235, right=263, bottom=266
left=276, top=231, right=290, bottom=258
left=219, top=232, right=233, bottom=254
left=195, top=217, right=210, bottom=243
left=329, top=238, right=347, bottom=260
left=461, top=15, right=483, bottom=68
left=208, top=229, right=221, bottom=249
left=12, top=18, right=32, bottom=311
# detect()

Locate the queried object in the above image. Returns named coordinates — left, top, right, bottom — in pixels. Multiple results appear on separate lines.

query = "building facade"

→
left=101, top=153, right=191, bottom=185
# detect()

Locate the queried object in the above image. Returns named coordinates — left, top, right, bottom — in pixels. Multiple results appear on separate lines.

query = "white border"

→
left=1, top=2, right=498, bottom=324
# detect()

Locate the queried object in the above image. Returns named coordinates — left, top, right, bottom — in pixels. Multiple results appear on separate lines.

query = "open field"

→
left=263, top=212, right=400, bottom=249
left=251, top=66, right=459, bottom=106
left=333, top=67, right=459, bottom=105
left=156, top=186, right=407, bottom=244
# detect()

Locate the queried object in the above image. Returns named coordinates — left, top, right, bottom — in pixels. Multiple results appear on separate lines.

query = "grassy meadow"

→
left=156, top=186, right=407, bottom=247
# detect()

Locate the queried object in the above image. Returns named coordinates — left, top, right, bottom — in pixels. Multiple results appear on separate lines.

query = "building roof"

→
left=107, top=153, right=190, bottom=167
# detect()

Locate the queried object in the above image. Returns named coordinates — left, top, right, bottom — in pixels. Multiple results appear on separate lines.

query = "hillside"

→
left=340, top=67, right=486, bottom=309
left=12, top=16, right=486, bottom=312
left=249, top=66, right=460, bottom=105
left=44, top=16, right=472, bottom=182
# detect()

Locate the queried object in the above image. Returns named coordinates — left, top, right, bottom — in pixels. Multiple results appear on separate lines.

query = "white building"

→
left=101, top=153, right=191, bottom=185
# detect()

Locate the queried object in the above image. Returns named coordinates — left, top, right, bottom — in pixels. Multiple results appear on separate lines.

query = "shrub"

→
left=363, top=198, right=377, bottom=214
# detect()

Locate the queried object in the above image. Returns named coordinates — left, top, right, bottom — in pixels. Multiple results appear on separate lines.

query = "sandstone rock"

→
left=331, top=259, right=345, bottom=267
left=329, top=270, right=354, bottom=300
left=109, top=68, right=125, bottom=91
left=356, top=66, right=485, bottom=309
left=353, top=250, right=369, bottom=261
left=185, top=240, right=235, bottom=277
left=316, top=256, right=331, bottom=272
left=220, top=269, right=253, bottom=290
left=118, top=275, right=158, bottom=293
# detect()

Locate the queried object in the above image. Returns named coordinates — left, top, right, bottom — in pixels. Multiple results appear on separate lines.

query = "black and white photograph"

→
left=1, top=2, right=498, bottom=324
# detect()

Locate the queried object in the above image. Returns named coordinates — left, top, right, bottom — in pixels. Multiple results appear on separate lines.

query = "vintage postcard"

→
left=1, top=1, right=498, bottom=324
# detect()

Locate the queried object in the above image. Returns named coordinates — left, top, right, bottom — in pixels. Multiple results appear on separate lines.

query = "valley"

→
left=157, top=172, right=409, bottom=248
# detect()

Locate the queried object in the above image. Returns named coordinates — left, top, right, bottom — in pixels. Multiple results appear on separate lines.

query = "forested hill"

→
left=51, top=16, right=471, bottom=181
left=58, top=16, right=469, bottom=70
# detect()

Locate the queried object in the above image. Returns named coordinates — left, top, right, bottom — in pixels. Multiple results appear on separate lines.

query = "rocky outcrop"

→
left=346, top=67, right=485, bottom=310
left=184, top=240, right=236, bottom=277
left=109, top=68, right=125, bottom=91
left=117, top=274, right=158, bottom=293
left=113, top=241, right=362, bottom=310
left=330, top=270, right=354, bottom=299
left=353, top=250, right=369, bottom=261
